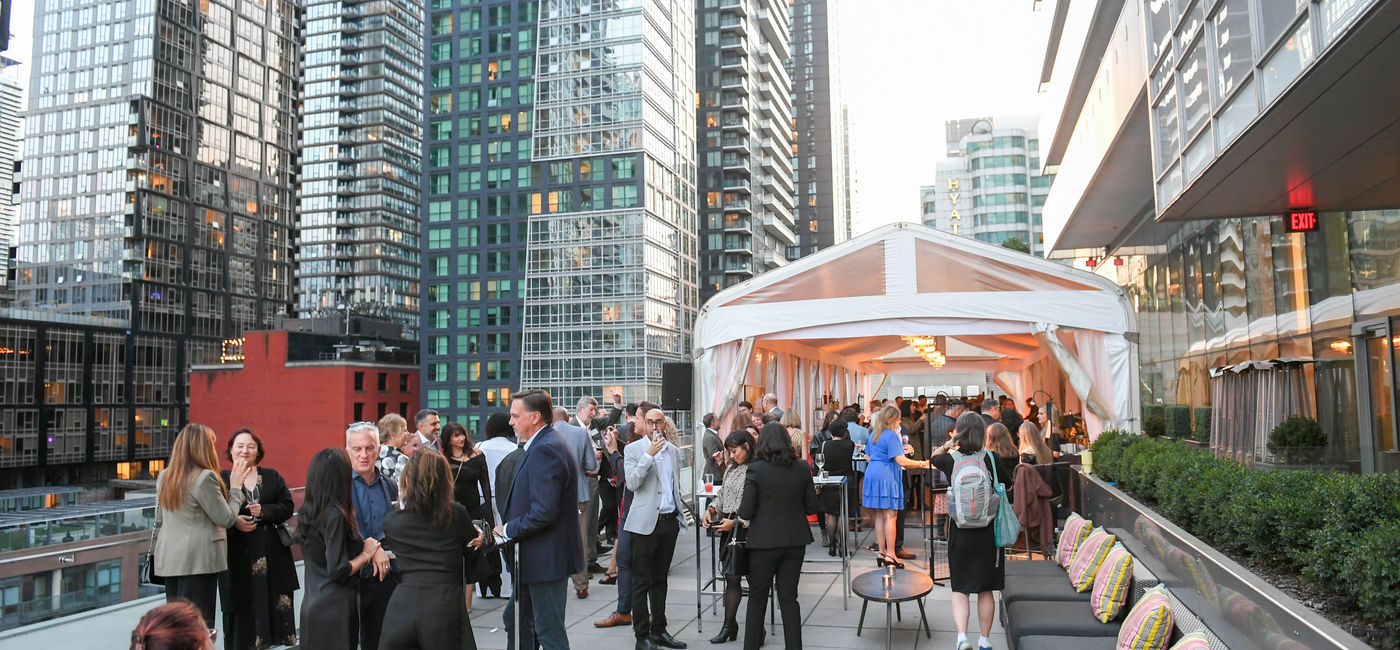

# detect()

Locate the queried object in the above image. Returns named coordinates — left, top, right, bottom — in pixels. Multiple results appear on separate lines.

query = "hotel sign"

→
left=948, top=177, right=961, bottom=234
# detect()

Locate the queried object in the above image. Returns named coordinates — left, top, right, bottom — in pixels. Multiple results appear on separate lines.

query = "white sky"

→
left=838, top=0, right=1052, bottom=235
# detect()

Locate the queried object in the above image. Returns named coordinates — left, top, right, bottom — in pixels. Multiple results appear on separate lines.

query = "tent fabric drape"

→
left=1031, top=323, right=1112, bottom=436
left=699, top=337, right=755, bottom=439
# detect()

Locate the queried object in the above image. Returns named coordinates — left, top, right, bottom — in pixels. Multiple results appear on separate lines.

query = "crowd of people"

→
left=135, top=388, right=1063, bottom=650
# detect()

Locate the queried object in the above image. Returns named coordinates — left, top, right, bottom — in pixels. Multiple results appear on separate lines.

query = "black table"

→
left=851, top=568, right=933, bottom=650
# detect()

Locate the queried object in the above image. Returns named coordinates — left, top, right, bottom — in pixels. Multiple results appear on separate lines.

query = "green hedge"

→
left=1192, top=406, right=1211, bottom=443
left=1164, top=405, right=1191, bottom=439
left=1091, top=431, right=1400, bottom=647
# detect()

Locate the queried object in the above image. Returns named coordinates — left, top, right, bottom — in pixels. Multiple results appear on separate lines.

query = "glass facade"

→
left=696, top=0, right=797, bottom=302
left=921, top=121, right=1050, bottom=255
left=421, top=0, right=698, bottom=430
left=297, top=0, right=426, bottom=333
left=1121, top=210, right=1400, bottom=474
left=1144, top=0, right=1377, bottom=211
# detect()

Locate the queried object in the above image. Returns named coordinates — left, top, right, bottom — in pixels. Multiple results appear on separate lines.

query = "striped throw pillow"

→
left=1057, top=513, right=1093, bottom=567
left=1117, top=585, right=1174, bottom=650
left=1168, top=631, right=1210, bottom=650
left=1068, top=527, right=1117, bottom=592
left=1091, top=543, right=1134, bottom=622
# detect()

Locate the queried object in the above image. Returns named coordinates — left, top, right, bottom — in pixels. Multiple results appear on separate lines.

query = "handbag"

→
left=274, top=522, right=294, bottom=547
left=986, top=451, right=1021, bottom=548
left=142, top=526, right=165, bottom=586
left=718, top=523, right=749, bottom=575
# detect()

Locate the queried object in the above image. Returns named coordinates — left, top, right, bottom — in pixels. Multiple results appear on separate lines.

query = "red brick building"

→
left=189, top=329, right=419, bottom=489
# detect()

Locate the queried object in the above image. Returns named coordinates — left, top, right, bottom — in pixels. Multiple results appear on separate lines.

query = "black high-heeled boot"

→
left=708, top=619, right=738, bottom=644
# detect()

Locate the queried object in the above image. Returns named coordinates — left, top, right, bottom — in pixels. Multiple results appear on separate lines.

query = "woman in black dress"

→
left=381, top=449, right=488, bottom=650
left=816, top=419, right=855, bottom=556
left=219, top=429, right=299, bottom=649
left=297, top=448, right=381, bottom=650
left=931, top=413, right=1014, bottom=650
left=442, top=421, right=494, bottom=610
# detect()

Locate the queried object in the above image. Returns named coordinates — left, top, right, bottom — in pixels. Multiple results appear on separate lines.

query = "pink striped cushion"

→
left=1117, top=585, right=1174, bottom=650
left=1056, top=513, right=1093, bottom=567
left=1168, top=631, right=1209, bottom=650
left=1091, top=543, right=1133, bottom=622
left=1068, top=528, right=1117, bottom=592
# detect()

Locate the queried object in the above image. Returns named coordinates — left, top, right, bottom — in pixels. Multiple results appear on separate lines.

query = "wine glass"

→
left=814, top=453, right=826, bottom=479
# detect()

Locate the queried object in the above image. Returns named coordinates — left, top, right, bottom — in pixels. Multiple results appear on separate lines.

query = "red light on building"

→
left=1113, top=256, right=1124, bottom=266
left=1085, top=258, right=1097, bottom=268
left=1286, top=210, right=1318, bottom=232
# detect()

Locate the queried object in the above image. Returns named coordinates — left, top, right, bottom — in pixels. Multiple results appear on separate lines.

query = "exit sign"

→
left=1286, top=210, right=1318, bottom=232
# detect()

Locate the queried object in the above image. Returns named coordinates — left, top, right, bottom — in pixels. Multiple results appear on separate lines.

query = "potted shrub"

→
left=1267, top=416, right=1326, bottom=464
left=1165, top=405, right=1191, bottom=439
left=1191, top=406, right=1212, bottom=446
left=1143, top=412, right=1166, bottom=438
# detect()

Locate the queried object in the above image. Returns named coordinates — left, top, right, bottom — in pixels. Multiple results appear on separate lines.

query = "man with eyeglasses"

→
left=623, top=408, right=688, bottom=650
left=346, top=420, right=398, bottom=650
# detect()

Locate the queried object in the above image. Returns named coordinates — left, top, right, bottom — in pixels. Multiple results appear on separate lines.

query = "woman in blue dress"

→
left=861, top=404, right=932, bottom=568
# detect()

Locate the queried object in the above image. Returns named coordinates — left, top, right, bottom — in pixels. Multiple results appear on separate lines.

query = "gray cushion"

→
left=1001, top=575, right=1090, bottom=605
left=1017, top=635, right=1117, bottom=650
left=1004, top=560, right=1066, bottom=578
left=1004, top=600, right=1120, bottom=642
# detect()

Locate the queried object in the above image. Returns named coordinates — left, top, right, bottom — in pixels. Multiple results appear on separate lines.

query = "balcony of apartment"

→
left=721, top=154, right=752, bottom=172
left=721, top=134, right=750, bottom=152
left=719, top=35, right=747, bottom=54
left=761, top=211, right=797, bottom=246
left=723, top=194, right=753, bottom=213
left=722, top=175, right=752, bottom=193
left=1146, top=0, right=1400, bottom=224
left=761, top=246, right=788, bottom=270
left=719, top=71, right=750, bottom=93
left=757, top=12, right=791, bottom=60
left=719, top=14, right=748, bottom=37
left=762, top=166, right=796, bottom=196
left=721, top=114, right=751, bottom=134
left=720, top=0, right=747, bottom=17
left=720, top=93, right=750, bottom=115
left=719, top=54, right=746, bottom=71
left=723, top=214, right=755, bottom=234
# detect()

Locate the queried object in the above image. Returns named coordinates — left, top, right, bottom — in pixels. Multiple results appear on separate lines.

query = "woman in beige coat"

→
left=155, top=423, right=254, bottom=628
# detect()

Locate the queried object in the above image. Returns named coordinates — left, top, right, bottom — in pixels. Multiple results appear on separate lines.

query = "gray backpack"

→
left=948, top=450, right=999, bottom=529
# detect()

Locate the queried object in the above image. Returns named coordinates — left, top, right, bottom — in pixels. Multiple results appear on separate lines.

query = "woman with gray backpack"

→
left=931, top=412, right=1016, bottom=650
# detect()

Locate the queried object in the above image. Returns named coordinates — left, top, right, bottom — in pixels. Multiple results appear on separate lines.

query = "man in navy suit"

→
left=495, top=389, right=582, bottom=650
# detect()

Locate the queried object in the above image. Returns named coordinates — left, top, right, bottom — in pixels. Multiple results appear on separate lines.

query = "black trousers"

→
left=598, top=481, right=620, bottom=540
left=380, top=582, right=477, bottom=650
left=744, top=546, right=805, bottom=650
left=630, top=513, right=680, bottom=638
left=358, top=573, right=399, bottom=650
left=166, top=572, right=220, bottom=628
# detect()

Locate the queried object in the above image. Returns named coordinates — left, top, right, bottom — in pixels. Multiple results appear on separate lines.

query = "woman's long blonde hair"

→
left=986, top=422, right=1017, bottom=460
left=869, top=405, right=902, bottom=445
left=157, top=424, right=226, bottom=511
left=1018, top=421, right=1052, bottom=464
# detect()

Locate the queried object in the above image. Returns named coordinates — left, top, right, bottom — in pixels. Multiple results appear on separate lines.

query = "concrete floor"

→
left=2, top=524, right=1013, bottom=650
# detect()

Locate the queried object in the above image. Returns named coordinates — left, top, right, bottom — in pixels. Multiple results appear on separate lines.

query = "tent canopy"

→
left=691, top=222, right=1141, bottom=437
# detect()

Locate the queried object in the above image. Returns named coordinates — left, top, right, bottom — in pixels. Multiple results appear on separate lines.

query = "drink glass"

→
left=703, top=473, right=714, bottom=492
left=814, top=453, right=825, bottom=478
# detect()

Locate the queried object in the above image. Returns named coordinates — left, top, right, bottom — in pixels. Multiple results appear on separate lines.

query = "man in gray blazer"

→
left=623, top=408, right=688, bottom=650
left=553, top=406, right=598, bottom=599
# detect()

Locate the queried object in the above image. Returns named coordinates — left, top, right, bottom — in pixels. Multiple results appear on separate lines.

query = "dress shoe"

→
left=636, top=638, right=661, bottom=650
left=587, top=562, right=609, bottom=574
left=577, top=587, right=589, bottom=599
left=594, top=611, right=631, bottom=627
left=651, top=630, right=688, bottom=648
left=708, top=619, right=738, bottom=644
left=895, top=548, right=916, bottom=560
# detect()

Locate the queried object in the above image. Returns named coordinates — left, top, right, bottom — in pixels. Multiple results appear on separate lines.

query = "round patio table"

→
left=851, top=568, right=933, bottom=650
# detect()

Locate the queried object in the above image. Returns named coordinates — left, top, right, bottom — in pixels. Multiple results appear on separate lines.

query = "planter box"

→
left=1078, top=471, right=1366, bottom=650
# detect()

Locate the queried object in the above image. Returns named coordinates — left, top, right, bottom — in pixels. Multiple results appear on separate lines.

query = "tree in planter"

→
left=1001, top=236, right=1031, bottom=254
left=1267, top=415, right=1326, bottom=464
left=1143, top=413, right=1166, bottom=438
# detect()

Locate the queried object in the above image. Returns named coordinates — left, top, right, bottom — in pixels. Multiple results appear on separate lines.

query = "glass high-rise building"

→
left=297, top=0, right=425, bottom=334
left=920, top=116, right=1050, bottom=256
left=13, top=0, right=300, bottom=457
left=788, top=0, right=848, bottom=257
left=420, top=0, right=699, bottom=431
left=695, top=0, right=797, bottom=302
left=0, top=73, right=20, bottom=267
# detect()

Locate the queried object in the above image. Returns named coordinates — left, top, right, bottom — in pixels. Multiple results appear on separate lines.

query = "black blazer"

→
left=737, top=459, right=820, bottom=549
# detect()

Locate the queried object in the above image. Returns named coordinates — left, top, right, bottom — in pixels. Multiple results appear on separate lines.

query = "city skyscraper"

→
left=920, top=115, right=1050, bottom=255
left=296, top=0, right=425, bottom=334
left=13, top=0, right=300, bottom=456
left=788, top=0, right=848, bottom=257
left=0, top=71, right=20, bottom=268
left=421, top=0, right=699, bottom=430
left=695, top=0, right=797, bottom=302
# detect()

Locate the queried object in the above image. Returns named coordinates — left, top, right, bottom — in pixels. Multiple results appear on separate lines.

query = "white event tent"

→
left=690, top=222, right=1141, bottom=439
